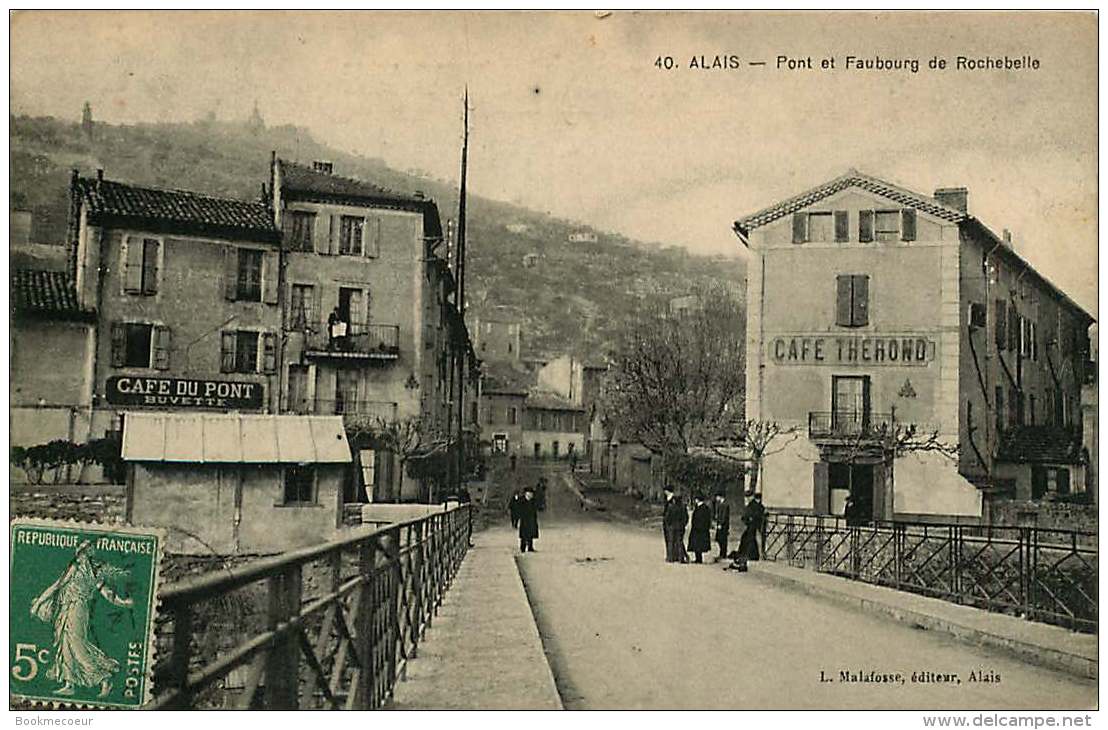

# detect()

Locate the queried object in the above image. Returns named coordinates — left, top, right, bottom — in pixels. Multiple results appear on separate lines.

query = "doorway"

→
left=829, top=462, right=874, bottom=523
left=832, top=375, right=871, bottom=434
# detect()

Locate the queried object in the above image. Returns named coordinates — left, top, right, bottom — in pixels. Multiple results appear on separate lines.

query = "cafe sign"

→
left=106, top=376, right=264, bottom=410
left=771, top=335, right=936, bottom=366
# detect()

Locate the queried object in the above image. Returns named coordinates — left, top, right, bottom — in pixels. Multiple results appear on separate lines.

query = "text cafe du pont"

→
left=106, top=376, right=263, bottom=409
left=772, top=335, right=935, bottom=366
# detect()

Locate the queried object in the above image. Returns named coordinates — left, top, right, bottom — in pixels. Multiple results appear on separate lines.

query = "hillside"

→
left=9, top=113, right=746, bottom=358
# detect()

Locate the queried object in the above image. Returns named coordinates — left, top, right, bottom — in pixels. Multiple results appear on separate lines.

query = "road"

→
left=510, top=464, right=1097, bottom=710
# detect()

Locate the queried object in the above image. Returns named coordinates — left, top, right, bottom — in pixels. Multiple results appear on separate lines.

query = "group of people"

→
left=662, top=487, right=765, bottom=565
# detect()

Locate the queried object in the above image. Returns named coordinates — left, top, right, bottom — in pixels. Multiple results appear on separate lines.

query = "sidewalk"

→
left=748, top=560, right=1098, bottom=680
left=389, top=526, right=563, bottom=710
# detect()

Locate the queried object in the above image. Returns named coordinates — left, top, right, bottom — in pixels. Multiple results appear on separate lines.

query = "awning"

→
left=121, top=412, right=351, bottom=464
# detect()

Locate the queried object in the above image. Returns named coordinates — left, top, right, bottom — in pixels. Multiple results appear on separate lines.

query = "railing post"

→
left=893, top=523, right=902, bottom=590
left=786, top=515, right=795, bottom=562
left=265, top=566, right=302, bottom=709
left=354, top=537, right=377, bottom=709
left=815, top=516, right=824, bottom=571
left=166, top=606, right=194, bottom=708
left=411, top=521, right=425, bottom=654
left=386, top=528, right=401, bottom=691
left=951, top=525, right=962, bottom=602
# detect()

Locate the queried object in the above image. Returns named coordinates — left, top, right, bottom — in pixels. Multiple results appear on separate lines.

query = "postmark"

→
left=9, top=519, right=163, bottom=709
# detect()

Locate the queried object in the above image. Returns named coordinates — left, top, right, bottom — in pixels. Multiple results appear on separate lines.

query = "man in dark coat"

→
left=508, top=490, right=522, bottom=528
left=713, top=492, right=731, bottom=562
left=688, top=494, right=712, bottom=563
left=662, top=487, right=686, bottom=563
left=518, top=487, right=540, bottom=552
left=738, top=493, right=766, bottom=560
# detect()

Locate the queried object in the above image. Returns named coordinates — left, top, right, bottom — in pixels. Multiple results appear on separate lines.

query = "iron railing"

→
left=284, top=398, right=398, bottom=422
left=150, top=505, right=471, bottom=709
left=297, top=321, right=401, bottom=358
left=807, top=411, right=896, bottom=439
left=762, top=513, right=1097, bottom=633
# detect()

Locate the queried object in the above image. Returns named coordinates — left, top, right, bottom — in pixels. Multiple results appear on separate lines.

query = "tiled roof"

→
left=733, top=169, right=968, bottom=237
left=278, top=160, right=426, bottom=205
left=996, top=426, right=1085, bottom=465
left=526, top=391, right=584, bottom=412
left=11, top=269, right=94, bottom=320
left=481, top=362, right=534, bottom=395
left=75, top=176, right=278, bottom=241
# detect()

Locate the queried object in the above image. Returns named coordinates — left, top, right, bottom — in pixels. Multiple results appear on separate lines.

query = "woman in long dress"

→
left=30, top=541, right=133, bottom=697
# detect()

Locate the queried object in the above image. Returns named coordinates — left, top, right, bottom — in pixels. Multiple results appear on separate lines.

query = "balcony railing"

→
left=296, top=321, right=401, bottom=359
left=283, top=397, right=398, bottom=422
left=808, top=411, right=896, bottom=440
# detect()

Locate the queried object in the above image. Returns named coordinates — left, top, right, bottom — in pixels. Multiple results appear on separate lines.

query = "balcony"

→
left=808, top=411, right=896, bottom=441
left=298, top=321, right=401, bottom=361
left=286, top=397, right=398, bottom=423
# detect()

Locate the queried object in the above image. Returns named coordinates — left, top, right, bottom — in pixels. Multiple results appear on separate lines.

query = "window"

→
left=509, top=407, right=518, bottom=425
left=284, top=465, right=317, bottom=505
left=237, top=249, right=263, bottom=302
left=288, top=211, right=315, bottom=252
left=287, top=365, right=309, bottom=413
left=339, top=216, right=364, bottom=255
left=874, top=211, right=900, bottom=242
left=123, top=237, right=159, bottom=295
left=124, top=323, right=152, bottom=367
left=221, top=330, right=276, bottom=374
left=807, top=212, right=833, bottom=242
left=335, top=369, right=359, bottom=414
left=1034, top=466, right=1072, bottom=499
left=995, top=386, right=1005, bottom=434
left=835, top=274, right=869, bottom=327
left=110, top=322, right=170, bottom=370
left=290, top=284, right=315, bottom=330
left=1009, top=387, right=1022, bottom=428
left=486, top=405, right=495, bottom=425
left=1028, top=394, right=1036, bottom=425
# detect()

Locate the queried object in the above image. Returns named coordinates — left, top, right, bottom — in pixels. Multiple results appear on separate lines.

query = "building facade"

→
left=66, top=170, right=283, bottom=469
left=735, top=170, right=1094, bottom=523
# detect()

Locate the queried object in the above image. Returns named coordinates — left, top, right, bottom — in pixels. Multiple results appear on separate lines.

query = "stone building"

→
left=270, top=158, right=476, bottom=501
left=10, top=269, right=98, bottom=482
left=735, top=170, right=1095, bottom=523
left=66, top=170, right=283, bottom=467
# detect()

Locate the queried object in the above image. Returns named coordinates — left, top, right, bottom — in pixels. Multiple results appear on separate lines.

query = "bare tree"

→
left=601, top=284, right=745, bottom=478
left=714, top=419, right=801, bottom=496
left=345, top=415, right=451, bottom=502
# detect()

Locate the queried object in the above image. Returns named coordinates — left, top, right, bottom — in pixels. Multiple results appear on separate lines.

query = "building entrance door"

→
left=828, top=461, right=874, bottom=523
left=832, top=375, right=871, bottom=434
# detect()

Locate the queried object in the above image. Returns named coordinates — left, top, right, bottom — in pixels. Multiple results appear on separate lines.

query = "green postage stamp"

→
left=9, top=519, right=163, bottom=709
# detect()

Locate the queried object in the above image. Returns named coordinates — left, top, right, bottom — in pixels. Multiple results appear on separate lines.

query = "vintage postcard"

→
left=7, top=9, right=1098, bottom=716
left=9, top=519, right=162, bottom=709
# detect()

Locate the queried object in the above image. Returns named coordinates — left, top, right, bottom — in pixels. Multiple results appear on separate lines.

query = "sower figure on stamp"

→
left=30, top=540, right=134, bottom=698
left=688, top=493, right=712, bottom=564
left=713, top=492, right=731, bottom=562
left=518, top=486, right=540, bottom=553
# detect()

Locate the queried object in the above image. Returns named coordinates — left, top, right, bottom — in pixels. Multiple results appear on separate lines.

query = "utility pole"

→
left=454, top=87, right=470, bottom=497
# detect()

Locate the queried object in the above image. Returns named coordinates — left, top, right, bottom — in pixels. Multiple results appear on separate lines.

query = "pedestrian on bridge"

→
left=508, top=490, right=522, bottom=529
left=518, top=486, right=540, bottom=553
left=713, top=492, right=731, bottom=562
left=688, top=494, right=712, bottom=564
left=738, top=493, right=765, bottom=560
left=662, top=487, right=687, bottom=563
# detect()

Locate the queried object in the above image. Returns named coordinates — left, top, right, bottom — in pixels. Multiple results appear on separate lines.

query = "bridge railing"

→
left=762, top=513, right=1097, bottom=633
left=150, top=505, right=471, bottom=709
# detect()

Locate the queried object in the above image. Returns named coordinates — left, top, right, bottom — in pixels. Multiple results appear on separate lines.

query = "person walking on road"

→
left=518, top=486, right=540, bottom=553
left=662, top=487, right=684, bottom=563
left=688, top=494, right=712, bottom=564
left=713, top=492, right=731, bottom=562
left=738, top=493, right=766, bottom=560
left=508, top=489, right=522, bottom=529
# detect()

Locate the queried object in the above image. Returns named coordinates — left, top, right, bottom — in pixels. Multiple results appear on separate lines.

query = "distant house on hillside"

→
left=523, top=252, right=539, bottom=268
left=568, top=231, right=598, bottom=243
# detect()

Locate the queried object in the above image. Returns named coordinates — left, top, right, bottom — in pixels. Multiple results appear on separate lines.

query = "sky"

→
left=9, top=11, right=1099, bottom=314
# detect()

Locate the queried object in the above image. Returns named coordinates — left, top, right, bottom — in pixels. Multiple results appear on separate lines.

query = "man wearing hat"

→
left=517, top=485, right=540, bottom=553
left=662, top=486, right=687, bottom=563
left=713, top=492, right=731, bottom=562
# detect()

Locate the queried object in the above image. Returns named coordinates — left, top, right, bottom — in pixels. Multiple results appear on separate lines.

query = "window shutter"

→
left=995, top=299, right=1007, bottom=349
left=220, top=331, right=236, bottom=373
left=364, top=288, right=373, bottom=326
left=791, top=212, right=807, bottom=244
left=858, top=210, right=874, bottom=243
left=123, top=237, right=143, bottom=293
left=368, top=217, right=382, bottom=257
left=262, top=332, right=278, bottom=374
left=834, top=211, right=849, bottom=242
left=153, top=325, right=171, bottom=370
left=312, top=285, right=323, bottom=329
left=349, top=290, right=363, bottom=329
left=141, top=239, right=159, bottom=294
left=324, top=215, right=337, bottom=256
left=262, top=251, right=279, bottom=304
left=1008, top=307, right=1019, bottom=351
left=111, top=322, right=126, bottom=367
left=835, top=275, right=853, bottom=327
left=282, top=282, right=291, bottom=326
left=901, top=209, right=917, bottom=242
left=224, top=247, right=238, bottom=301
left=813, top=462, right=830, bottom=515
left=852, top=275, right=869, bottom=326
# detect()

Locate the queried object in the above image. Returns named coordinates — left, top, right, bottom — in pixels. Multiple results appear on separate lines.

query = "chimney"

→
left=934, top=187, right=968, bottom=213
left=1002, top=228, right=1013, bottom=247
left=312, top=160, right=334, bottom=175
